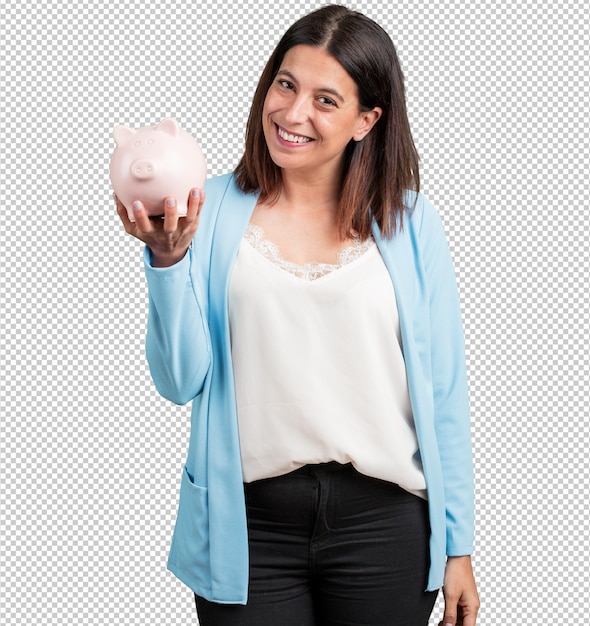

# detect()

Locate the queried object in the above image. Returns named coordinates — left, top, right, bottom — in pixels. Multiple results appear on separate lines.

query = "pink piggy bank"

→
left=110, top=118, right=206, bottom=221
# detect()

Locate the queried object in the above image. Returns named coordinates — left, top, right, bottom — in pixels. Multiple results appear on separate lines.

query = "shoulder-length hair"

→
left=234, top=4, right=420, bottom=239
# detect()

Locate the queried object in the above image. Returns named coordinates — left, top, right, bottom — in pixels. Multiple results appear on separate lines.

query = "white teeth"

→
left=278, top=126, right=312, bottom=144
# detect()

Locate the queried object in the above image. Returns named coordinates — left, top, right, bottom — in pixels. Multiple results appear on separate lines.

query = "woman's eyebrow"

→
left=276, top=69, right=345, bottom=102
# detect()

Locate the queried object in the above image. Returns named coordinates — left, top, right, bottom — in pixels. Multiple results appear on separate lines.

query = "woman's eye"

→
left=318, top=96, right=337, bottom=107
left=278, top=79, right=294, bottom=89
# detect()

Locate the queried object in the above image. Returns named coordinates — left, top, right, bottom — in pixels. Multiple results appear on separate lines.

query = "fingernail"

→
left=191, top=188, right=200, bottom=198
left=166, top=197, right=176, bottom=207
left=133, top=201, right=143, bottom=211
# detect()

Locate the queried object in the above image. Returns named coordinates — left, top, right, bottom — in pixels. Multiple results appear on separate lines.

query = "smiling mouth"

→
left=276, top=124, right=313, bottom=144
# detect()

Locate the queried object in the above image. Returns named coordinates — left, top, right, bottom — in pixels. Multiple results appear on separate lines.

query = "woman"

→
left=116, top=5, right=479, bottom=625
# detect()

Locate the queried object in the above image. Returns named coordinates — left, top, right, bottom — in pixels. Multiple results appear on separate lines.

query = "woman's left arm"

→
left=417, top=195, right=479, bottom=624
left=418, top=194, right=474, bottom=554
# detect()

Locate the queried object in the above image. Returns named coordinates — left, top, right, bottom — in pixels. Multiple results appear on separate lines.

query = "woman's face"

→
left=262, top=45, right=381, bottom=182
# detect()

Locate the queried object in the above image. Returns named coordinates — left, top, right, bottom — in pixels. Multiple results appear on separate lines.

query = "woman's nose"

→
left=284, top=95, right=310, bottom=124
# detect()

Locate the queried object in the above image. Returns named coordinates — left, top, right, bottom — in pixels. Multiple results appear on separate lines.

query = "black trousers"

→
left=195, top=462, right=438, bottom=626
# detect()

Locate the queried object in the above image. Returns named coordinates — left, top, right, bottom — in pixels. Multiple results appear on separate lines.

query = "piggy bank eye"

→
left=133, top=140, right=142, bottom=148
left=147, top=138, right=154, bottom=145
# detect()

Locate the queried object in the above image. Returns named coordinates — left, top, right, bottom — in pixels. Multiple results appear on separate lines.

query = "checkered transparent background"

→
left=1, top=0, right=588, bottom=624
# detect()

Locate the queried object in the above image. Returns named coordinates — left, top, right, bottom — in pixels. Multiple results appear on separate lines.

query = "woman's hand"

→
left=116, top=188, right=205, bottom=267
left=438, top=556, right=480, bottom=626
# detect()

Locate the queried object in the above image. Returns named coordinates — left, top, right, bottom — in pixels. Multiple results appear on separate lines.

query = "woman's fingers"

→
left=115, top=191, right=204, bottom=266
left=115, top=195, right=149, bottom=238
left=181, top=188, right=205, bottom=240
left=162, top=196, right=180, bottom=234
left=132, top=200, right=157, bottom=234
left=187, top=187, right=205, bottom=222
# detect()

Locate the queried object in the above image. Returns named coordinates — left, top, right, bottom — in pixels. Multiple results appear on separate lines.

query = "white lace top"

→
left=228, top=225, right=427, bottom=498
left=244, top=224, right=374, bottom=281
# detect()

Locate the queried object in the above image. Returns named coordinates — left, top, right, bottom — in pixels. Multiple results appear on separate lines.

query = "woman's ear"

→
left=353, top=107, right=383, bottom=141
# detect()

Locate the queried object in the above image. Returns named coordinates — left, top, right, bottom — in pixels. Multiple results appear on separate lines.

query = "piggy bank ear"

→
left=157, top=118, right=179, bottom=137
left=113, top=125, right=136, bottom=146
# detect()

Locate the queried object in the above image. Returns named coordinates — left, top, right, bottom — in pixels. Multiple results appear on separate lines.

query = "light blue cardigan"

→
left=143, top=173, right=474, bottom=603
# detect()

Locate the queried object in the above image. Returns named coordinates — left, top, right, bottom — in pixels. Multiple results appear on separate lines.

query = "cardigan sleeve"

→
left=143, top=245, right=211, bottom=405
left=418, top=195, right=475, bottom=556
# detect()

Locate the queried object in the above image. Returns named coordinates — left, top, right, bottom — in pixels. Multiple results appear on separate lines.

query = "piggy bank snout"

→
left=130, top=159, right=156, bottom=180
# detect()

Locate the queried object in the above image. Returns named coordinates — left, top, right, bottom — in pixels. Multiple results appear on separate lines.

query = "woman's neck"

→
left=277, top=169, right=341, bottom=215
left=251, top=171, right=354, bottom=265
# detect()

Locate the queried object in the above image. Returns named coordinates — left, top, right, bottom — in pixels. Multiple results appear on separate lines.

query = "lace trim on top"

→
left=244, top=224, right=375, bottom=281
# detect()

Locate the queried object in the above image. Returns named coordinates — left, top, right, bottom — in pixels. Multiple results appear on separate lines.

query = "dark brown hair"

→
left=234, top=4, right=420, bottom=239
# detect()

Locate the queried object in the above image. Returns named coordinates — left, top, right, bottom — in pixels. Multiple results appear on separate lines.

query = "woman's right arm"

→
left=116, top=189, right=211, bottom=404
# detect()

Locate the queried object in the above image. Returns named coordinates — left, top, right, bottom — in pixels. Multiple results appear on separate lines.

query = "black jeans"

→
left=195, top=462, right=438, bottom=626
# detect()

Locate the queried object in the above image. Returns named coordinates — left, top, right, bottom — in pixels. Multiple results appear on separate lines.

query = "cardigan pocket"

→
left=167, top=466, right=211, bottom=593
